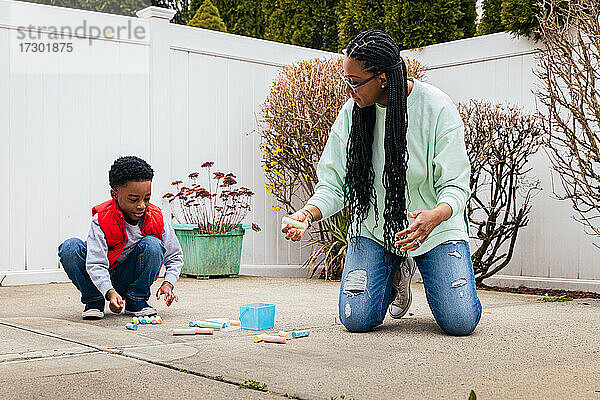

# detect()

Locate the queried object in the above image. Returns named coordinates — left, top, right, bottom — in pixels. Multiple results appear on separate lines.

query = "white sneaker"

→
left=388, top=257, right=417, bottom=319
left=82, top=307, right=104, bottom=320
left=124, top=303, right=157, bottom=317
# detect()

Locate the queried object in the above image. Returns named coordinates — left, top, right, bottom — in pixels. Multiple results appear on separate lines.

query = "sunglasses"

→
left=338, top=70, right=381, bottom=94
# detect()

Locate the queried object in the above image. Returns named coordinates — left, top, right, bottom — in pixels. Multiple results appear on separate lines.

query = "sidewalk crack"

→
left=0, top=321, right=305, bottom=399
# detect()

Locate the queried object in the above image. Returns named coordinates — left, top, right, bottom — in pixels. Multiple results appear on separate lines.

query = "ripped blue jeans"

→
left=338, top=236, right=482, bottom=336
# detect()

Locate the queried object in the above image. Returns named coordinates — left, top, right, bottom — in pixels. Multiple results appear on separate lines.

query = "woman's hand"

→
left=281, top=209, right=312, bottom=242
left=395, top=203, right=452, bottom=252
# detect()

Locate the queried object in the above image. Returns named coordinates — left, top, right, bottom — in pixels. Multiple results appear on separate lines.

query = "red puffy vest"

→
left=92, top=199, right=164, bottom=270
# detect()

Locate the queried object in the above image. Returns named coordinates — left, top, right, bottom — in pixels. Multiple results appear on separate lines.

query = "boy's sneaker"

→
left=82, top=302, right=105, bottom=320
left=124, top=299, right=157, bottom=317
left=388, top=257, right=417, bottom=319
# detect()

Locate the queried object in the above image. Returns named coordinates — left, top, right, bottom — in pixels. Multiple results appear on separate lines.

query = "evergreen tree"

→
left=457, top=0, right=477, bottom=38
left=187, top=0, right=227, bottom=32
left=384, top=0, right=464, bottom=50
left=478, top=0, right=505, bottom=35
left=501, top=0, right=539, bottom=38
left=337, top=0, right=385, bottom=50
left=262, top=0, right=338, bottom=50
left=212, top=0, right=265, bottom=39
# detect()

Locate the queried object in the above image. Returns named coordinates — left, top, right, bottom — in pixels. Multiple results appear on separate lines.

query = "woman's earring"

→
left=381, top=84, right=386, bottom=88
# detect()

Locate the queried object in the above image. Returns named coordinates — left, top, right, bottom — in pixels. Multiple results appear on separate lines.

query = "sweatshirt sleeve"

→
left=305, top=102, right=351, bottom=221
left=161, top=218, right=183, bottom=287
left=86, top=215, right=114, bottom=297
left=432, top=105, right=471, bottom=218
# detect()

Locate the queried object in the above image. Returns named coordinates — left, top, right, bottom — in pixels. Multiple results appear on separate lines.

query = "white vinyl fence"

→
left=0, top=0, right=330, bottom=285
left=402, top=33, right=600, bottom=292
left=0, top=0, right=598, bottom=292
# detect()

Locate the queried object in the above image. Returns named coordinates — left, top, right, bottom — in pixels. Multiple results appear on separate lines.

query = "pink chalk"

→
left=172, top=328, right=214, bottom=336
left=261, top=335, right=286, bottom=344
left=194, top=328, right=214, bottom=335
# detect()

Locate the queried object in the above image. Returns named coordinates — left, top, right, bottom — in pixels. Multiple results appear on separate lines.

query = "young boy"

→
left=58, top=156, right=183, bottom=319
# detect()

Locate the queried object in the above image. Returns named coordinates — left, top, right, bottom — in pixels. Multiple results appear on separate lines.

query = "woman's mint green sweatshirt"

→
left=306, top=78, right=470, bottom=257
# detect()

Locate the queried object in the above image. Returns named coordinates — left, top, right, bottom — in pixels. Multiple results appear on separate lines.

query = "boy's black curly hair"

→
left=109, top=156, right=154, bottom=189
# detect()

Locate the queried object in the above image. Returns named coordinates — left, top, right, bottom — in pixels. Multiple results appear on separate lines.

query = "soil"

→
left=477, top=284, right=600, bottom=299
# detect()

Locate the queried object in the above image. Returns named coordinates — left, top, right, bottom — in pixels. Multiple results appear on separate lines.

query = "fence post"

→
left=136, top=6, right=176, bottom=205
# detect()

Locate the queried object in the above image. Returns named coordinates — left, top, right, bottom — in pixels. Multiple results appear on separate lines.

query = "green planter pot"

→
left=173, top=224, right=244, bottom=279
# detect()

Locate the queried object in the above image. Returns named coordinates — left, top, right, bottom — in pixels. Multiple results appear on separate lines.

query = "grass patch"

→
left=239, top=379, right=267, bottom=391
left=537, top=293, right=573, bottom=302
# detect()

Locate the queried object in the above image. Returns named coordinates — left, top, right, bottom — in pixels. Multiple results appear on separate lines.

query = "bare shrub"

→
left=535, top=0, right=600, bottom=243
left=459, top=101, right=543, bottom=283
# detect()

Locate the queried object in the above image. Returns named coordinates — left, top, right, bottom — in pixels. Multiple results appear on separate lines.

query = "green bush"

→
left=187, top=0, right=227, bottom=32
left=478, top=0, right=505, bottom=35
left=501, top=0, right=539, bottom=38
left=478, top=0, right=539, bottom=38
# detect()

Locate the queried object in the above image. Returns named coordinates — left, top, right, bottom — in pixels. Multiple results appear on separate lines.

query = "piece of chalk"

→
left=253, top=334, right=267, bottom=343
left=132, top=317, right=139, bottom=325
left=151, top=318, right=158, bottom=325
left=278, top=331, right=292, bottom=339
left=139, top=317, right=147, bottom=325
left=206, top=318, right=230, bottom=327
left=173, top=328, right=197, bottom=335
left=172, top=328, right=214, bottom=336
left=189, top=321, right=197, bottom=327
left=196, top=320, right=225, bottom=330
left=125, top=323, right=138, bottom=331
left=281, top=216, right=307, bottom=230
left=262, top=335, right=286, bottom=344
left=157, top=317, right=163, bottom=324
left=230, top=320, right=241, bottom=326
left=291, top=330, right=310, bottom=339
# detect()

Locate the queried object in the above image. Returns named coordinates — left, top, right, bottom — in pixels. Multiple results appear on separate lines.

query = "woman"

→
left=282, top=29, right=482, bottom=336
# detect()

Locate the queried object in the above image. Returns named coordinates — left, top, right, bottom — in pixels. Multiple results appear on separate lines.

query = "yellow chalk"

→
left=253, top=334, right=267, bottom=343
left=278, top=331, right=292, bottom=339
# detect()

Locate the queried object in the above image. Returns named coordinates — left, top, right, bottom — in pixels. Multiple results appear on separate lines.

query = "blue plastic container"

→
left=239, top=303, right=275, bottom=331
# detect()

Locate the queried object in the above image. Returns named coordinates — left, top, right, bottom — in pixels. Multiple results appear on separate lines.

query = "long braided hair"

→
left=343, top=29, right=410, bottom=261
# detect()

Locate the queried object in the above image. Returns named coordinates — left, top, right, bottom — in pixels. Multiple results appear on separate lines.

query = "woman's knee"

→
left=338, top=301, right=382, bottom=333
left=340, top=314, right=374, bottom=333
left=436, top=303, right=482, bottom=336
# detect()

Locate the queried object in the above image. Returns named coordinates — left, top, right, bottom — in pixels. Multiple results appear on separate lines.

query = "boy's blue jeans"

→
left=58, top=237, right=165, bottom=308
left=339, top=236, right=482, bottom=336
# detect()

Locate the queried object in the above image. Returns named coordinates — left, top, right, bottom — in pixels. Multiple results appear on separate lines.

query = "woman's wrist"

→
left=300, top=208, right=313, bottom=227
left=302, top=205, right=322, bottom=223
left=435, top=203, right=453, bottom=223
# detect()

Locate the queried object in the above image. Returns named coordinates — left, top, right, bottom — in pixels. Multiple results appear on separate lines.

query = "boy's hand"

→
left=156, top=282, right=178, bottom=306
left=106, top=289, right=124, bottom=313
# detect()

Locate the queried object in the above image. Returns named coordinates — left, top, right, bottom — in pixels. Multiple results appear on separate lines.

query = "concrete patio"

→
left=1, top=277, right=599, bottom=399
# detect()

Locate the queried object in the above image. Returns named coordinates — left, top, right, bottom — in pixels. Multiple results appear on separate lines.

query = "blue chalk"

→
left=125, top=323, right=138, bottom=331
left=291, top=330, right=309, bottom=339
